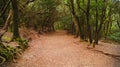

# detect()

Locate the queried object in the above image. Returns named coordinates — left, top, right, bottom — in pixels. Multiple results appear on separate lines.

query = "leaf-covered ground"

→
left=2, top=30, right=120, bottom=67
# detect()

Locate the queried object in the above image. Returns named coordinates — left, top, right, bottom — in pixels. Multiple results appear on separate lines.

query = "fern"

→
left=0, top=56, right=6, bottom=64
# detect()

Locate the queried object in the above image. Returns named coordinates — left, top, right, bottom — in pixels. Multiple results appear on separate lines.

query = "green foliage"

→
left=0, top=42, right=17, bottom=64
left=0, top=37, right=29, bottom=64
left=15, top=38, right=28, bottom=51
left=107, top=32, right=120, bottom=43
left=20, top=0, right=60, bottom=32
left=0, top=56, right=6, bottom=64
left=54, top=16, right=72, bottom=30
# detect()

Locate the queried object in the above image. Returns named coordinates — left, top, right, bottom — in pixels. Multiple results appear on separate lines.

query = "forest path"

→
left=6, top=30, right=120, bottom=67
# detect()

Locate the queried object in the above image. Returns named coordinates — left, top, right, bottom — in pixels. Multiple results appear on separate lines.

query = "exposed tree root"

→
left=87, top=47, right=120, bottom=61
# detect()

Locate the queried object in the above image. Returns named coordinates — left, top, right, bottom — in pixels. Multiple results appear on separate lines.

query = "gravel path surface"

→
left=4, top=30, right=120, bottom=67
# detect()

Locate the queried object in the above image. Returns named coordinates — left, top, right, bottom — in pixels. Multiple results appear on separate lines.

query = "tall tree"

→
left=86, top=0, right=92, bottom=43
left=69, top=0, right=80, bottom=37
left=11, top=0, right=20, bottom=39
left=94, top=0, right=107, bottom=44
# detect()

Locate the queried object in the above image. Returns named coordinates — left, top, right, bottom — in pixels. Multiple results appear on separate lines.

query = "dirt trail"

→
left=4, top=30, right=120, bottom=67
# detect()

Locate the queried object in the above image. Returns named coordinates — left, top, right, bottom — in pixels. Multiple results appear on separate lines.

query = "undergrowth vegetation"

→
left=0, top=37, right=28, bottom=65
left=15, top=38, right=29, bottom=51
left=107, top=32, right=120, bottom=43
left=0, top=42, right=17, bottom=64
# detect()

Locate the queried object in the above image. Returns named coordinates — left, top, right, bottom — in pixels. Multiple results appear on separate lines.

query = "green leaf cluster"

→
left=0, top=42, right=17, bottom=64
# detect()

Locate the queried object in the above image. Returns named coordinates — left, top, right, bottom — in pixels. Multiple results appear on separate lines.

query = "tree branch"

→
left=0, top=0, right=11, bottom=17
left=77, top=0, right=86, bottom=14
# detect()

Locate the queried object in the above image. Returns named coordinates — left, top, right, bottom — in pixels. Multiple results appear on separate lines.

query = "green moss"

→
left=2, top=36, right=12, bottom=42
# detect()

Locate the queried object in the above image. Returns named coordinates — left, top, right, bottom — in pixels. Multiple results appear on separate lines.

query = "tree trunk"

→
left=76, top=0, right=85, bottom=39
left=94, top=0, right=99, bottom=45
left=117, top=20, right=120, bottom=29
left=95, top=0, right=106, bottom=44
left=2, top=9, right=13, bottom=30
left=11, top=0, right=20, bottom=39
left=70, top=0, right=80, bottom=37
left=86, top=0, right=92, bottom=43
left=0, top=9, right=13, bottom=40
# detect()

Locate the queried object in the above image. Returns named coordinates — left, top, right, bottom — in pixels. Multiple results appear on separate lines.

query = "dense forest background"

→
left=0, top=0, right=120, bottom=65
